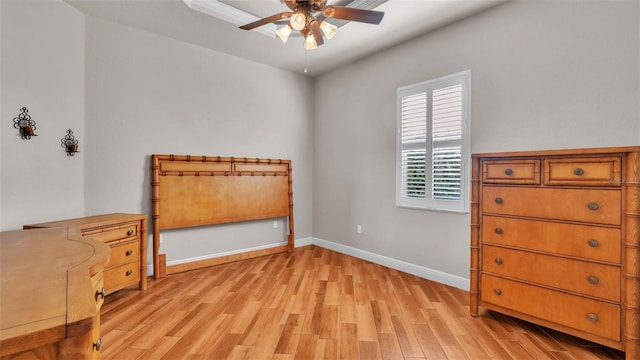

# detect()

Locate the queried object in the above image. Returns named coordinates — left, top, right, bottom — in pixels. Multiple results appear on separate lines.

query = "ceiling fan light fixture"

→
left=276, top=25, right=293, bottom=43
left=304, top=33, right=317, bottom=50
left=290, top=12, right=306, bottom=31
left=319, top=21, right=337, bottom=40
left=238, top=1, right=385, bottom=52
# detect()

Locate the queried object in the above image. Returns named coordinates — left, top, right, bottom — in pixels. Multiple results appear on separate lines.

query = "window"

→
left=396, top=71, right=470, bottom=212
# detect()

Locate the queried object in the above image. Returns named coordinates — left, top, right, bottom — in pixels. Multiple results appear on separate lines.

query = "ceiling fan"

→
left=239, top=0, right=385, bottom=50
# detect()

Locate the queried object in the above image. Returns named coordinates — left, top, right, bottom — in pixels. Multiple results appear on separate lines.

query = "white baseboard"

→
left=311, top=237, right=470, bottom=291
left=169, top=241, right=288, bottom=266
left=146, top=236, right=469, bottom=292
left=295, top=237, right=313, bottom=247
left=146, top=241, right=289, bottom=276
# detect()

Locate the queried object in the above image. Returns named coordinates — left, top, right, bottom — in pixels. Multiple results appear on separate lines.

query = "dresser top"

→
left=23, top=213, right=147, bottom=230
left=472, top=146, right=640, bottom=159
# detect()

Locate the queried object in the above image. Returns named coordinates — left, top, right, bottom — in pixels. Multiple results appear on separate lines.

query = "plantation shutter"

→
left=431, top=84, right=463, bottom=200
left=396, top=71, right=469, bottom=212
left=400, top=92, right=427, bottom=199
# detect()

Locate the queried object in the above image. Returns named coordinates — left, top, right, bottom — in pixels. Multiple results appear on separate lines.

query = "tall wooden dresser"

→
left=470, top=147, right=640, bottom=359
left=24, top=213, right=148, bottom=296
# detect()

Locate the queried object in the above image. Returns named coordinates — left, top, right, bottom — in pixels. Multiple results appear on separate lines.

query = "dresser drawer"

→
left=91, top=272, right=105, bottom=311
left=92, top=312, right=102, bottom=360
left=105, top=240, right=140, bottom=269
left=483, top=245, right=620, bottom=302
left=482, top=160, right=540, bottom=184
left=481, top=274, right=620, bottom=341
left=482, top=216, right=621, bottom=263
left=482, top=186, right=621, bottom=225
left=82, top=223, right=138, bottom=243
left=104, top=262, right=139, bottom=292
left=544, top=157, right=621, bottom=186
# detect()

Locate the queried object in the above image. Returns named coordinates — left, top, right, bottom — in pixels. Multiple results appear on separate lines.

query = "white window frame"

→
left=395, top=70, right=470, bottom=213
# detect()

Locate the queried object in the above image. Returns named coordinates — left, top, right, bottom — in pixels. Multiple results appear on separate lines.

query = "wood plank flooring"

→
left=100, top=245, right=624, bottom=359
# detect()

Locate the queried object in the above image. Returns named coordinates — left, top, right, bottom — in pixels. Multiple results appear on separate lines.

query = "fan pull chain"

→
left=304, top=49, right=308, bottom=73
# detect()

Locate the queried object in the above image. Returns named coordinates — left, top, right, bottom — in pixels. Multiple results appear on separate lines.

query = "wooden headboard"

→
left=151, top=154, right=294, bottom=278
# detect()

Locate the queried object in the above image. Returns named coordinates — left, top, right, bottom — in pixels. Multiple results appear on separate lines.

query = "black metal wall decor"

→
left=61, top=129, right=79, bottom=156
left=13, top=107, right=37, bottom=139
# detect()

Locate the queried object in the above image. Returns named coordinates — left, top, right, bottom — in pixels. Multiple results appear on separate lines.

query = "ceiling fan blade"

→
left=323, top=6, right=384, bottom=25
left=309, top=20, right=324, bottom=46
left=239, top=12, right=292, bottom=30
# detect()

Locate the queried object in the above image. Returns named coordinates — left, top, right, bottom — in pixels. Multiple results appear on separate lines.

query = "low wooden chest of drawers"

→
left=470, top=147, right=640, bottom=359
left=25, top=213, right=148, bottom=296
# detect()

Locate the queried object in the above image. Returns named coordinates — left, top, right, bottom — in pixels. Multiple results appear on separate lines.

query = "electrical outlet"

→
left=273, top=220, right=278, bottom=229
left=160, top=234, right=163, bottom=243
left=357, top=225, right=362, bottom=234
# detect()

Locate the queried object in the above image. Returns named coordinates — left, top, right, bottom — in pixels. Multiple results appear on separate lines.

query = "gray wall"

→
left=1, top=0, right=85, bottom=230
left=1, top=0, right=314, bottom=275
left=1, top=0, right=3, bottom=230
left=312, top=0, right=639, bottom=286
left=83, top=16, right=314, bottom=268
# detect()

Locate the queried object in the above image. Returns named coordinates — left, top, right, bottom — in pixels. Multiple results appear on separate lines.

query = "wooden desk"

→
left=0, top=227, right=110, bottom=359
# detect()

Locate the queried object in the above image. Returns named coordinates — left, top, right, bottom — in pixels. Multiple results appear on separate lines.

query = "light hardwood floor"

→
left=100, top=245, right=624, bottom=359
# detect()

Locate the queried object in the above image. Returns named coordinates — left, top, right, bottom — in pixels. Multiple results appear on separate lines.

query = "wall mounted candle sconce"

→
left=61, top=129, right=79, bottom=156
left=13, top=107, right=37, bottom=139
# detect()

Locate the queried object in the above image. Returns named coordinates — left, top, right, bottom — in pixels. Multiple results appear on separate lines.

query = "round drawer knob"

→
left=495, top=197, right=503, bottom=204
left=126, top=249, right=133, bottom=256
left=495, top=258, right=503, bottom=265
left=96, top=287, right=106, bottom=300
left=94, top=338, right=102, bottom=351
left=588, top=202, right=599, bottom=211
left=588, top=239, right=599, bottom=248
left=126, top=269, right=133, bottom=276
left=574, top=168, right=584, bottom=176
left=127, top=230, right=134, bottom=236
left=494, top=289, right=502, bottom=296
left=504, top=168, right=513, bottom=176
left=587, top=313, right=599, bottom=323
left=588, top=276, right=599, bottom=285
left=494, top=227, right=503, bottom=235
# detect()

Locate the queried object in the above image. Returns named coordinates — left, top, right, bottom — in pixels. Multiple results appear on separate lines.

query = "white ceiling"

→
left=65, top=0, right=506, bottom=77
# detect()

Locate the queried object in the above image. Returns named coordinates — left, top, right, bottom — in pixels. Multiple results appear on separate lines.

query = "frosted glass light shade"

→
left=290, top=12, right=306, bottom=31
left=276, top=25, right=293, bottom=43
left=304, top=34, right=317, bottom=50
left=320, top=21, right=337, bottom=40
